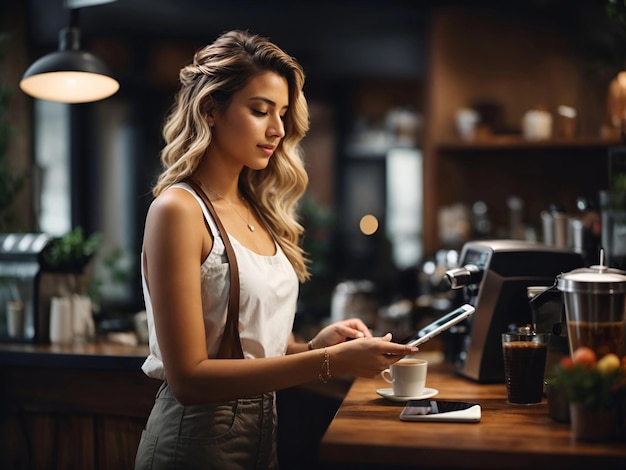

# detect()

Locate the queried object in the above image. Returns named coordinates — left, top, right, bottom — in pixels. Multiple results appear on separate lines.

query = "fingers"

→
left=339, top=318, right=373, bottom=338
left=362, top=333, right=417, bottom=357
left=349, top=318, right=373, bottom=337
left=382, top=333, right=419, bottom=352
left=344, top=328, right=365, bottom=340
left=379, top=333, right=418, bottom=356
left=334, top=323, right=366, bottom=341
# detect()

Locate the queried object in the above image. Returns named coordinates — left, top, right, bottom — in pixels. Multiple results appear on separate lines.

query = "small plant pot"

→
left=569, top=402, right=616, bottom=441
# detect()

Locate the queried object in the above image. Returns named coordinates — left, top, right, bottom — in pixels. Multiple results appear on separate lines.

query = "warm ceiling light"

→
left=20, top=16, right=119, bottom=103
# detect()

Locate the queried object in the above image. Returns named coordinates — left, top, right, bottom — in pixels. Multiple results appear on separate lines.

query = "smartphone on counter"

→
left=400, top=400, right=481, bottom=423
left=398, top=303, right=475, bottom=348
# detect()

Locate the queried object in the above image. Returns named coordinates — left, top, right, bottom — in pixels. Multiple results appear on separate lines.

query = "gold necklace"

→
left=205, top=185, right=255, bottom=232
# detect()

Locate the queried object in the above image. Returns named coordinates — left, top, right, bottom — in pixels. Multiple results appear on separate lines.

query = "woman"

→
left=135, top=30, right=417, bottom=469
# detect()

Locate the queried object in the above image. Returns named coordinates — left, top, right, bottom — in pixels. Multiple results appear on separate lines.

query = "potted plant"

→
left=41, top=227, right=101, bottom=274
left=553, top=347, right=626, bottom=441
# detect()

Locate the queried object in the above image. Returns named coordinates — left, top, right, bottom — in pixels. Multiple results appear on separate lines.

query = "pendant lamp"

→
left=20, top=8, right=119, bottom=103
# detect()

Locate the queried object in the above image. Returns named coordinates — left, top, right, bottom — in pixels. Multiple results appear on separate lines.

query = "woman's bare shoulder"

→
left=149, top=186, right=201, bottom=217
left=144, top=187, right=205, bottom=241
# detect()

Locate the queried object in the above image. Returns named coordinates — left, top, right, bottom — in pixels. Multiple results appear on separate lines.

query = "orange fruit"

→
left=597, top=353, right=621, bottom=374
left=572, top=346, right=596, bottom=367
left=559, top=355, right=574, bottom=369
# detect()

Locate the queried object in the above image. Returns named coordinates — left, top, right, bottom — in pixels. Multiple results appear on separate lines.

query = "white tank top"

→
left=141, top=182, right=299, bottom=380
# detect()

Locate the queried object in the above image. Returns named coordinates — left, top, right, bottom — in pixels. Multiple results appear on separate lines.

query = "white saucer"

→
left=376, top=387, right=439, bottom=402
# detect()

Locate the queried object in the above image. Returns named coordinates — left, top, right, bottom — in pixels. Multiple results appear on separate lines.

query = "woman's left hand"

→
left=311, top=318, right=372, bottom=348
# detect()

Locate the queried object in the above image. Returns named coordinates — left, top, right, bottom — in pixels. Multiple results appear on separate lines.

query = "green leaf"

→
left=42, top=227, right=101, bottom=272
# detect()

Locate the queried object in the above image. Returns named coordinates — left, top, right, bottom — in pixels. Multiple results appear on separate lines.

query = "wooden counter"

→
left=320, top=364, right=626, bottom=470
left=0, top=341, right=150, bottom=369
left=0, top=342, right=161, bottom=470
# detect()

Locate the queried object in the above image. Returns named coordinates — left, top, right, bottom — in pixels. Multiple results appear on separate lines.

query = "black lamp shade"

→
left=20, top=27, right=119, bottom=103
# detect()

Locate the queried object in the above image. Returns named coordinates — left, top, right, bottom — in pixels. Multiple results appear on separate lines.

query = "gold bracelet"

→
left=308, top=339, right=315, bottom=350
left=318, top=347, right=331, bottom=383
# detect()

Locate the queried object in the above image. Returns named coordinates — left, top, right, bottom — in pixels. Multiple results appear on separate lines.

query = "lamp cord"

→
left=68, top=4, right=79, bottom=28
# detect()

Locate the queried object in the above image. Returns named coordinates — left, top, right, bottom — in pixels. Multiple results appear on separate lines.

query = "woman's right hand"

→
left=327, top=333, right=418, bottom=378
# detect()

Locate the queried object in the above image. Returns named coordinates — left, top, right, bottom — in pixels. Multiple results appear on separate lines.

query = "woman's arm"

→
left=143, top=189, right=417, bottom=405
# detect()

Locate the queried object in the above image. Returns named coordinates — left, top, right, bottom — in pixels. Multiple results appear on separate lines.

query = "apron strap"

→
left=185, top=178, right=244, bottom=360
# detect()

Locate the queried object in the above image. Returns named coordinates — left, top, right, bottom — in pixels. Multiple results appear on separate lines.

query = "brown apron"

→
left=134, top=179, right=278, bottom=469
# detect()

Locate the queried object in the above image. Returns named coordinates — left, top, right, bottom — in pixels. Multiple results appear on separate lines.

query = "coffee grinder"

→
left=444, top=240, right=584, bottom=383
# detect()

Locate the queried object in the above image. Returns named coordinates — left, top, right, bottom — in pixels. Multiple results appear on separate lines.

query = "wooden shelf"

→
left=421, top=7, right=615, bottom=256
left=437, top=136, right=621, bottom=152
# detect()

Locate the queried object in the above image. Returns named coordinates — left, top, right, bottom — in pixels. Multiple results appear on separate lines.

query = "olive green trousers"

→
left=135, top=382, right=278, bottom=469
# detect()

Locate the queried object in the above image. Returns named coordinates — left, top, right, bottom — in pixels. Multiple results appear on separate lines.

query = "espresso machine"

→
left=0, top=233, right=52, bottom=343
left=445, top=240, right=584, bottom=383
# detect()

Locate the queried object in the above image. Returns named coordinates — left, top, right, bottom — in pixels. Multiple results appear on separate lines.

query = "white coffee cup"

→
left=7, top=300, right=24, bottom=337
left=71, top=294, right=93, bottom=342
left=49, top=296, right=73, bottom=344
left=455, top=108, right=479, bottom=141
left=380, top=358, right=428, bottom=397
left=522, top=109, right=552, bottom=141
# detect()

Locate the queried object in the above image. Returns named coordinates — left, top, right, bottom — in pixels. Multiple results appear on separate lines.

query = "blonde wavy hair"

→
left=153, top=30, right=310, bottom=282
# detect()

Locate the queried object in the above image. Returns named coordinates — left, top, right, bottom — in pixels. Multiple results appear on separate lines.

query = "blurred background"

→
left=2, top=0, right=626, bottom=346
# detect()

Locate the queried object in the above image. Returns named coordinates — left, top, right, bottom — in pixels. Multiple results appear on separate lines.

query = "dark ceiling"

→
left=26, top=0, right=615, bottom=43
left=29, top=0, right=433, bottom=45
left=26, top=0, right=439, bottom=81
left=22, top=0, right=625, bottom=82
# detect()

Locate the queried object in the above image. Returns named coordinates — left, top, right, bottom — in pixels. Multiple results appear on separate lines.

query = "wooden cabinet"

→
left=0, top=344, right=160, bottom=470
left=0, top=343, right=348, bottom=470
left=421, top=6, right=620, bottom=256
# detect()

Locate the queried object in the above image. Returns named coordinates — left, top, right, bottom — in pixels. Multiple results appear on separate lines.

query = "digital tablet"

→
left=398, top=303, right=475, bottom=347
left=400, top=400, right=481, bottom=423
